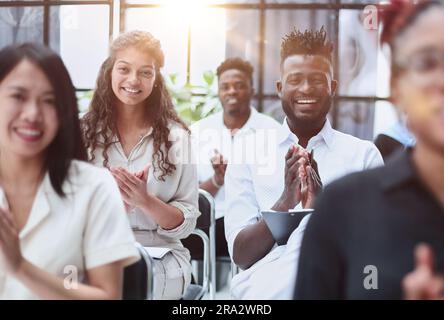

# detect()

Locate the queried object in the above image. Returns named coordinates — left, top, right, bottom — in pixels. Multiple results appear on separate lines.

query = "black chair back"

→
left=196, top=191, right=211, bottom=229
left=182, top=191, right=212, bottom=260
left=123, top=252, right=148, bottom=299
left=123, top=244, right=154, bottom=300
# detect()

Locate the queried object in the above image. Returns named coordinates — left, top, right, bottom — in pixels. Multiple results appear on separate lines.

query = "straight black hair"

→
left=0, top=43, right=87, bottom=196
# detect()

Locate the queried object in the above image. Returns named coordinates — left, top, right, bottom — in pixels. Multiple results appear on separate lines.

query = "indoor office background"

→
left=0, top=0, right=398, bottom=142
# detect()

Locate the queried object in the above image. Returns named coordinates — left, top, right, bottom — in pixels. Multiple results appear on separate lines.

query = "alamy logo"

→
left=363, top=265, right=378, bottom=290
left=363, top=5, right=378, bottom=30
left=64, top=265, right=79, bottom=290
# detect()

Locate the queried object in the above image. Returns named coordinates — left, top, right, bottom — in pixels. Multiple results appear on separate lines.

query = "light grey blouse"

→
left=90, top=122, right=199, bottom=283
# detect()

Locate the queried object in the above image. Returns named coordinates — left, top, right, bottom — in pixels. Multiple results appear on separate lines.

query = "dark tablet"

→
left=262, top=209, right=314, bottom=245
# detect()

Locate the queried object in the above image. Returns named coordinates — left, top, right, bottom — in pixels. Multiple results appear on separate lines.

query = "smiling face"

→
left=111, top=46, right=157, bottom=109
left=0, top=59, right=59, bottom=161
left=218, top=69, right=253, bottom=117
left=277, top=54, right=337, bottom=129
left=391, top=7, right=444, bottom=153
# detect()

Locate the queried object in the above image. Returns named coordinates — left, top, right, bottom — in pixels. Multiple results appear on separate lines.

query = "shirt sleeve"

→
left=294, top=182, right=347, bottom=300
left=157, top=131, right=200, bottom=240
left=234, top=214, right=312, bottom=300
left=83, top=169, right=140, bottom=270
left=364, top=141, right=385, bottom=169
left=224, top=162, right=262, bottom=259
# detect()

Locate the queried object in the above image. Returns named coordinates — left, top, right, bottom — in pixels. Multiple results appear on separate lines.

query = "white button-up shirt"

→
left=225, top=118, right=384, bottom=299
left=0, top=160, right=139, bottom=300
left=90, top=122, right=199, bottom=286
left=191, top=108, right=281, bottom=219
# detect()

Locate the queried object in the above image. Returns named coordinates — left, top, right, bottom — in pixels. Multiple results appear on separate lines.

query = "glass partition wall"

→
left=0, top=0, right=395, bottom=139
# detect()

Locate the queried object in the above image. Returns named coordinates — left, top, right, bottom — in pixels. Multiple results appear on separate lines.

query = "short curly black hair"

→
left=280, top=26, right=333, bottom=65
left=216, top=57, right=254, bottom=84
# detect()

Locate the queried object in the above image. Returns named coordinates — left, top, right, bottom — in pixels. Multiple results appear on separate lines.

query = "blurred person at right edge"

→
left=295, top=0, right=444, bottom=300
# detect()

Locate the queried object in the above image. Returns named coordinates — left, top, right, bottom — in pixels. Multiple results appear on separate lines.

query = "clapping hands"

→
left=275, top=145, right=322, bottom=210
left=110, top=164, right=151, bottom=211
left=0, top=207, right=23, bottom=275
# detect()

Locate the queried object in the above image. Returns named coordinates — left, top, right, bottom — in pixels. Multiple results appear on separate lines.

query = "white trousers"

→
left=152, top=252, right=189, bottom=300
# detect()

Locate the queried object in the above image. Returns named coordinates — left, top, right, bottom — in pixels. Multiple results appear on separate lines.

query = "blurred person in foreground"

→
left=0, top=43, right=139, bottom=299
left=295, top=0, right=444, bottom=300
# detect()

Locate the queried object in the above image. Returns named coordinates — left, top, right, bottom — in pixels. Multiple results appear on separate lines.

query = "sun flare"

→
left=163, top=0, right=208, bottom=25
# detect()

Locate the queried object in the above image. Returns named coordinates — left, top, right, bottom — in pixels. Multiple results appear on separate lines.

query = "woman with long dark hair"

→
left=0, top=43, right=139, bottom=299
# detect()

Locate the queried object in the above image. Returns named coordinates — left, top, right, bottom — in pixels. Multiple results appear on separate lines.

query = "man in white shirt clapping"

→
left=224, top=27, right=384, bottom=299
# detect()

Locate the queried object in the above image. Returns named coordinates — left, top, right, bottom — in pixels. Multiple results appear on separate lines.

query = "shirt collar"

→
left=278, top=117, right=334, bottom=150
left=110, top=126, right=154, bottom=144
left=0, top=173, right=52, bottom=239
left=142, top=126, right=154, bottom=138
left=242, top=107, right=258, bottom=131
left=223, top=107, right=258, bottom=136
left=112, top=126, right=154, bottom=159
left=380, top=148, right=418, bottom=191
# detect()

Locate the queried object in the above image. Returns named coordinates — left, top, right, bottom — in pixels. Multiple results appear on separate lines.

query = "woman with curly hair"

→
left=82, top=31, right=199, bottom=300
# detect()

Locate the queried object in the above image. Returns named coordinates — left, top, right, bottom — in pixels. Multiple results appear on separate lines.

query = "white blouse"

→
left=0, top=160, right=140, bottom=300
left=90, top=122, right=200, bottom=284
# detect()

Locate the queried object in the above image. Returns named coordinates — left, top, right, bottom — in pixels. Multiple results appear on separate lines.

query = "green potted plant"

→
left=165, top=70, right=221, bottom=125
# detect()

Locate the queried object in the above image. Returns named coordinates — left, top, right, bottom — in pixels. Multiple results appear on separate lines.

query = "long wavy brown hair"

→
left=82, top=31, right=189, bottom=181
